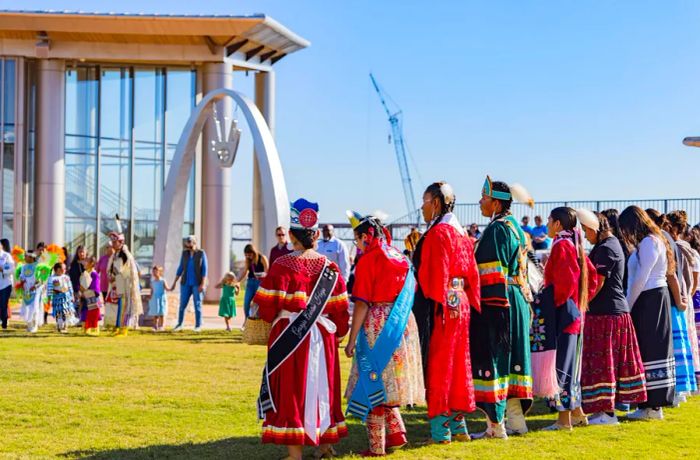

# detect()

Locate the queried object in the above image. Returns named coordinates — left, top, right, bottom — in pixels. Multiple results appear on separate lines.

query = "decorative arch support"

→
left=153, top=88, right=289, bottom=283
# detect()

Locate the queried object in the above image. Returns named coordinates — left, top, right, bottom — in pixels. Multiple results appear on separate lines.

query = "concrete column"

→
left=34, top=59, right=65, bottom=245
left=201, top=62, right=233, bottom=301
left=253, top=71, right=276, bottom=255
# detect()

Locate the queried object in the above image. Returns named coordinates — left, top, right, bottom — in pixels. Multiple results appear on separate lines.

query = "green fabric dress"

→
left=470, top=214, right=533, bottom=423
left=218, top=284, right=237, bottom=317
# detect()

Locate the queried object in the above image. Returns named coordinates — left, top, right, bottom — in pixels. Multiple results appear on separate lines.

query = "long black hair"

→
left=550, top=206, right=589, bottom=311
left=620, top=206, right=675, bottom=276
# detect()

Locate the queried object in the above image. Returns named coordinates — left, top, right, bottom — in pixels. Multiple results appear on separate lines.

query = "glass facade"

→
left=64, top=65, right=196, bottom=269
left=1, top=59, right=15, bottom=242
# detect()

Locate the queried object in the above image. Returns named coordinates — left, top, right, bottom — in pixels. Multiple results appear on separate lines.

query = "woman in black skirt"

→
left=618, top=206, right=676, bottom=420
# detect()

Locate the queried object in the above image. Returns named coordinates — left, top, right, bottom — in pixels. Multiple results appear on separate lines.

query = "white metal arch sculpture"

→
left=153, top=88, right=289, bottom=282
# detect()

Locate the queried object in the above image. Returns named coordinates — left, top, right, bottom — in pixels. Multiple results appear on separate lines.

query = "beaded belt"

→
left=449, top=277, right=464, bottom=289
left=447, top=277, right=464, bottom=308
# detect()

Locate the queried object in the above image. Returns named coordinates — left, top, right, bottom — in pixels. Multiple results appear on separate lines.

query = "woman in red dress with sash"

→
left=254, top=199, right=350, bottom=460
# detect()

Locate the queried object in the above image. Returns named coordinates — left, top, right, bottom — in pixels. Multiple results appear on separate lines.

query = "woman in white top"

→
left=619, top=206, right=676, bottom=420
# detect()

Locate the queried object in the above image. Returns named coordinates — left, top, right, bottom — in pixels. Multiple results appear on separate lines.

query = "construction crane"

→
left=369, top=73, right=418, bottom=217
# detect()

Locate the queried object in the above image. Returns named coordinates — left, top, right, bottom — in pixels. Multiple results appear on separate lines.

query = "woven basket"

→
left=242, top=318, right=271, bottom=345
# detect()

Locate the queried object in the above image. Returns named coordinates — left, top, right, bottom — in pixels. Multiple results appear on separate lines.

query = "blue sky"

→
left=7, top=0, right=700, bottom=222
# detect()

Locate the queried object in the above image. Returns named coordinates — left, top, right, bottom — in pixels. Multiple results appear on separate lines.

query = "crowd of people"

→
left=253, top=177, right=700, bottom=459
left=2, top=179, right=700, bottom=459
left=0, top=219, right=239, bottom=335
left=0, top=219, right=146, bottom=336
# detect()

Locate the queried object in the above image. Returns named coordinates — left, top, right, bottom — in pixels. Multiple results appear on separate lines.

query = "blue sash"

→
left=346, top=267, right=416, bottom=421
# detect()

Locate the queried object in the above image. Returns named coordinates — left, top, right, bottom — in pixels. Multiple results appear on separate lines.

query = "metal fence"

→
left=231, top=222, right=358, bottom=260
left=231, top=198, right=700, bottom=256
left=387, top=198, right=700, bottom=251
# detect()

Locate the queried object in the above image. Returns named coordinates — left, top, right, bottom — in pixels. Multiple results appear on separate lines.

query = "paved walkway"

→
left=9, top=300, right=245, bottom=331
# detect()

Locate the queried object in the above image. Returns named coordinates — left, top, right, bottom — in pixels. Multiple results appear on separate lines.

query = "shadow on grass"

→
left=159, top=333, right=243, bottom=345
left=62, top=437, right=279, bottom=460
left=62, top=403, right=560, bottom=460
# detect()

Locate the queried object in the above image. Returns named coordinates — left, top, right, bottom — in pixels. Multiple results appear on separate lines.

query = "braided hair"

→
left=424, top=182, right=456, bottom=232
left=550, top=206, right=589, bottom=312
left=491, top=180, right=513, bottom=217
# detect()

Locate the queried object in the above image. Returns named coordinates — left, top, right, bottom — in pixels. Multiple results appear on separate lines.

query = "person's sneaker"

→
left=193, top=326, right=201, bottom=333
left=588, top=412, right=619, bottom=426
left=541, top=423, right=573, bottom=432
left=471, top=424, right=508, bottom=440
left=172, top=324, right=183, bottom=332
left=628, top=408, right=663, bottom=421
left=418, top=438, right=450, bottom=446
left=672, top=394, right=684, bottom=408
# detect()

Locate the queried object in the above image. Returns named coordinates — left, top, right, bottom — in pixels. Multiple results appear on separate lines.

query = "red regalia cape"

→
left=254, top=253, right=350, bottom=446
left=417, top=216, right=480, bottom=417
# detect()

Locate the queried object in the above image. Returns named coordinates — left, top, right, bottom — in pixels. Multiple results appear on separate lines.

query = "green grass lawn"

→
left=0, top=327, right=698, bottom=459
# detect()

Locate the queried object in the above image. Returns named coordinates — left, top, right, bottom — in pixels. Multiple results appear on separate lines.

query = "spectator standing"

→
left=68, top=245, right=87, bottom=322
left=96, top=245, right=114, bottom=299
left=0, top=238, right=14, bottom=330
left=403, top=227, right=422, bottom=255
left=467, top=223, right=481, bottom=240
left=317, top=224, right=351, bottom=280
left=242, top=244, right=268, bottom=319
left=269, top=226, right=292, bottom=266
left=171, top=235, right=208, bottom=332
left=531, top=215, right=551, bottom=250
left=521, top=216, right=533, bottom=235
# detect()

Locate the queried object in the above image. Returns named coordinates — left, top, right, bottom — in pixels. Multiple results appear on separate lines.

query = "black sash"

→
left=257, top=262, right=339, bottom=419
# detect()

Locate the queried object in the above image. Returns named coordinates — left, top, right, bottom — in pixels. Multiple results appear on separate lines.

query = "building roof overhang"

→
left=0, top=10, right=309, bottom=68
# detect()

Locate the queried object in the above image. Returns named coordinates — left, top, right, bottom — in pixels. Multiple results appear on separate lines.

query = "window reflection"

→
left=65, top=218, right=97, bottom=257
left=63, top=65, right=196, bottom=263
left=2, top=59, right=15, bottom=243
left=100, top=68, right=131, bottom=220
left=65, top=65, right=98, bottom=248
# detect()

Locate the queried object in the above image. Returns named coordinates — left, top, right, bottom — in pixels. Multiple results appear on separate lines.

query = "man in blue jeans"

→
left=171, top=235, right=208, bottom=332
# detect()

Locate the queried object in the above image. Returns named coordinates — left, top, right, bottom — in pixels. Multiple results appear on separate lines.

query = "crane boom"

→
left=369, top=73, right=418, bottom=217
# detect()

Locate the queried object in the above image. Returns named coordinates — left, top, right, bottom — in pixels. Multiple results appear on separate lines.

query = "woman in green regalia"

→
left=470, top=176, right=534, bottom=439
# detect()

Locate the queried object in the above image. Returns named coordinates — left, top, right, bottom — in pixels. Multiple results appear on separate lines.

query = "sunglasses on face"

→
left=276, top=233, right=285, bottom=237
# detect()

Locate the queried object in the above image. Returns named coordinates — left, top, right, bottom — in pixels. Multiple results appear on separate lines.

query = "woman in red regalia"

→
left=542, top=207, right=598, bottom=431
left=412, top=181, right=480, bottom=443
left=344, top=211, right=424, bottom=456
left=254, top=198, right=350, bottom=460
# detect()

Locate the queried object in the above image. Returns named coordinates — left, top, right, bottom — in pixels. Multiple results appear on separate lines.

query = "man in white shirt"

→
left=0, top=239, right=15, bottom=330
left=317, top=224, right=351, bottom=281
